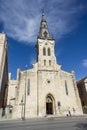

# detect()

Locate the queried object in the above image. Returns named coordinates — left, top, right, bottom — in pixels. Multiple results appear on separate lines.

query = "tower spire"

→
left=42, top=8, right=44, bottom=16
left=42, top=9, right=45, bottom=21
left=38, top=11, right=51, bottom=39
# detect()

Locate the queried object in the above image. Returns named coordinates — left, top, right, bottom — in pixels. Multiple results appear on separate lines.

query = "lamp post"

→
left=19, top=97, right=25, bottom=120
left=21, top=99, right=23, bottom=120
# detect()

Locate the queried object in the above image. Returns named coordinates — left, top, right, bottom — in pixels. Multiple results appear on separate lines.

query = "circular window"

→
left=47, top=80, right=50, bottom=83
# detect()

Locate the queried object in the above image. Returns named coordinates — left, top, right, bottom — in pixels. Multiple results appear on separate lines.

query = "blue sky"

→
left=0, top=0, right=87, bottom=80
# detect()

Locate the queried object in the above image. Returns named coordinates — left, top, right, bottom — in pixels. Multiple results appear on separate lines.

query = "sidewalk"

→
left=0, top=114, right=87, bottom=122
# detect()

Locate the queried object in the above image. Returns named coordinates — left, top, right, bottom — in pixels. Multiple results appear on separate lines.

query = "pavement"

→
left=0, top=114, right=87, bottom=122
left=0, top=115, right=87, bottom=130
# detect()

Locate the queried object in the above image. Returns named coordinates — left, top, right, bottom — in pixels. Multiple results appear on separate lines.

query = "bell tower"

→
left=36, top=12, right=57, bottom=70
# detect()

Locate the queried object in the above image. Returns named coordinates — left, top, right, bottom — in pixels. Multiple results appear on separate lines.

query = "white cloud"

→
left=82, top=59, right=87, bottom=68
left=0, top=0, right=86, bottom=44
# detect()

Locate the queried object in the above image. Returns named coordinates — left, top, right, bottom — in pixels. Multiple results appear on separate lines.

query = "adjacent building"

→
left=0, top=33, right=8, bottom=110
left=77, top=77, right=87, bottom=113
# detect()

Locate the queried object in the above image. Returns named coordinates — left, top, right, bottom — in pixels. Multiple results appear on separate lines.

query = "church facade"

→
left=8, top=13, right=83, bottom=119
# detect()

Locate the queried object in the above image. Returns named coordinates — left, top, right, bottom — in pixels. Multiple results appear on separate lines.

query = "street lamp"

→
left=19, top=65, right=28, bottom=120
left=19, top=97, right=25, bottom=120
left=21, top=99, right=23, bottom=120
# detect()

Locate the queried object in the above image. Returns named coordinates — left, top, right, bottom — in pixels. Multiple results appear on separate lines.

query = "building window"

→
left=27, top=79, right=30, bottom=95
left=44, top=60, right=46, bottom=66
left=49, top=60, right=51, bottom=66
left=43, top=47, right=46, bottom=55
left=48, top=48, right=51, bottom=56
left=65, top=80, right=68, bottom=95
left=58, top=101, right=61, bottom=107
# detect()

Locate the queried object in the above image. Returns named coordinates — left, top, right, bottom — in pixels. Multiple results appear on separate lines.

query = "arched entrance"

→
left=46, top=95, right=53, bottom=114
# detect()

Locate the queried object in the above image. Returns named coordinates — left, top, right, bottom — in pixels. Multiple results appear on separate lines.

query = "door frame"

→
left=46, top=94, right=55, bottom=115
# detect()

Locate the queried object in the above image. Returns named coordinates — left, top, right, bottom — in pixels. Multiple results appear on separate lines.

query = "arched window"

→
left=44, top=60, right=46, bottom=66
left=44, top=31, right=47, bottom=38
left=27, top=79, right=30, bottom=95
left=43, top=47, right=46, bottom=55
left=48, top=48, right=51, bottom=56
left=46, top=96, right=52, bottom=103
left=65, top=80, right=68, bottom=95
